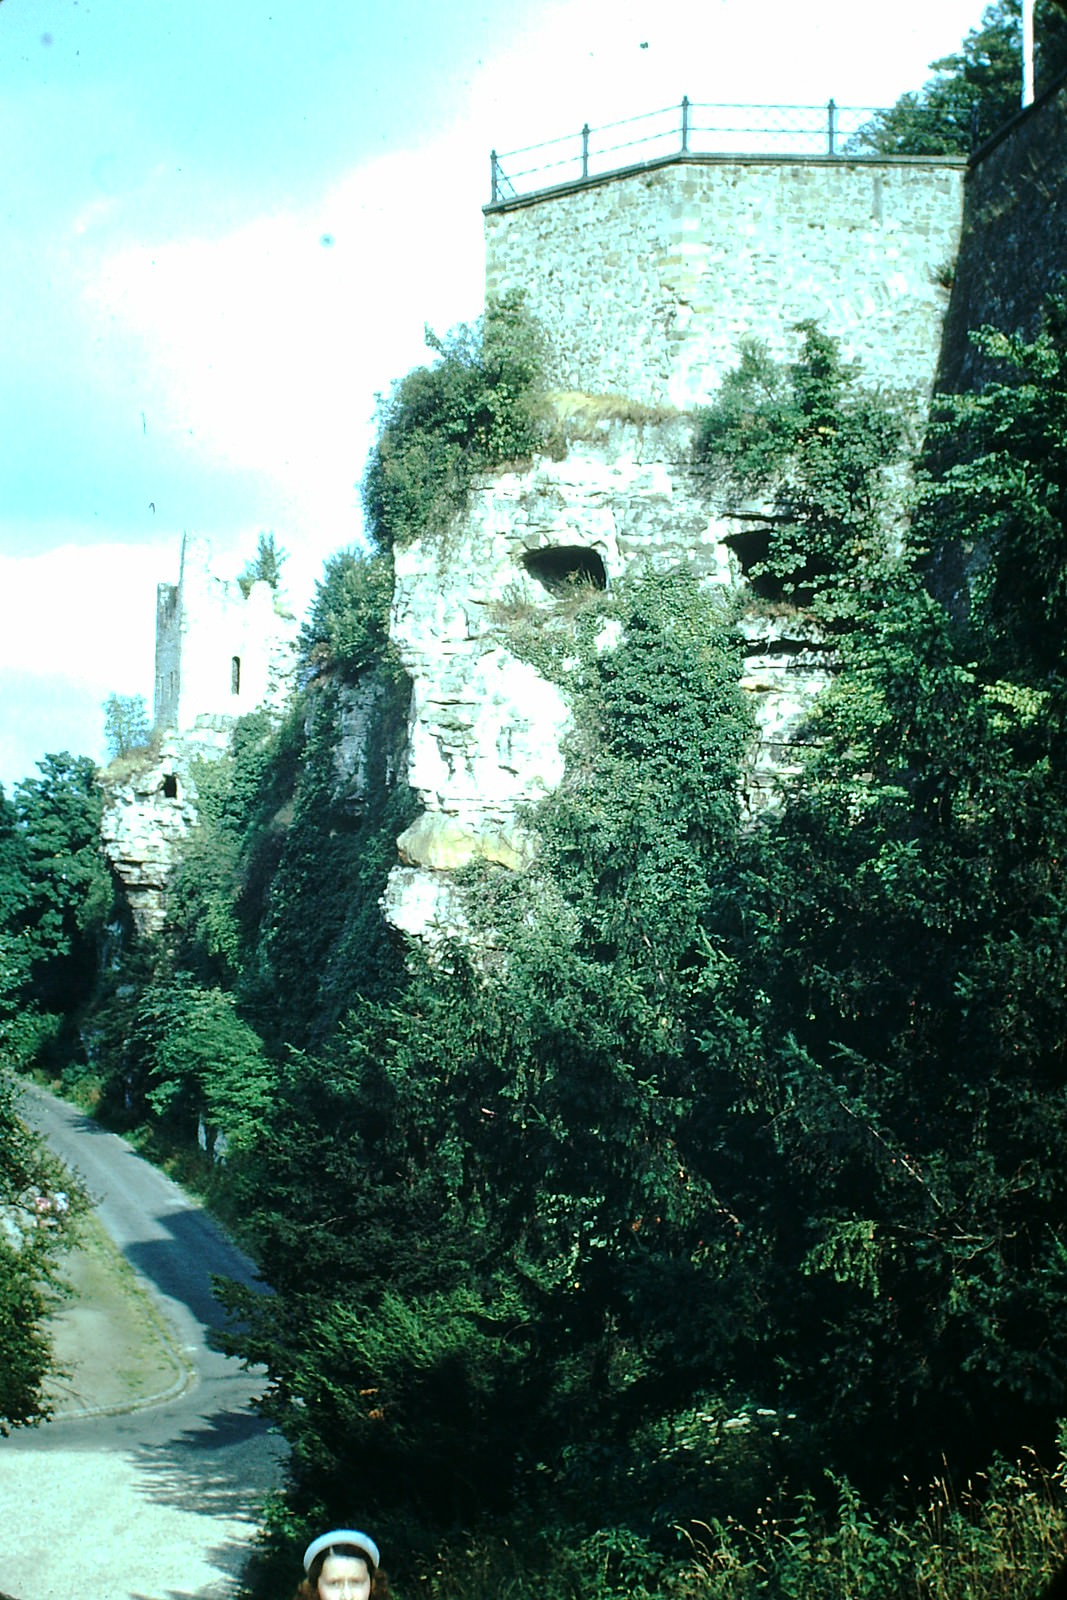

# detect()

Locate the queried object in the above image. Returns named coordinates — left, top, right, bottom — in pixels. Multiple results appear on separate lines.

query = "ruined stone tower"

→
left=154, top=533, right=297, bottom=734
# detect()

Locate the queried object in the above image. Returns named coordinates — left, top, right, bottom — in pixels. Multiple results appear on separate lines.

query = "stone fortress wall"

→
left=384, top=119, right=1054, bottom=936
left=938, top=73, right=1067, bottom=393
left=485, top=154, right=967, bottom=409
left=109, top=91, right=1065, bottom=944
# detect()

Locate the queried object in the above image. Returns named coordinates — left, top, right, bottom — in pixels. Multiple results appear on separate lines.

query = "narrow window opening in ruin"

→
left=162, top=773, right=179, bottom=800
left=522, top=545, right=607, bottom=597
left=231, top=655, right=241, bottom=695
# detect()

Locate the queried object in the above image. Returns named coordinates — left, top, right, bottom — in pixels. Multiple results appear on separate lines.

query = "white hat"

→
left=303, top=1529, right=381, bottom=1574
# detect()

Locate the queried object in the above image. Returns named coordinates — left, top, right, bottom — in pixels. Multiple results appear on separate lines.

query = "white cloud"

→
left=0, top=540, right=167, bottom=787
left=0, top=540, right=162, bottom=688
left=81, top=145, right=487, bottom=551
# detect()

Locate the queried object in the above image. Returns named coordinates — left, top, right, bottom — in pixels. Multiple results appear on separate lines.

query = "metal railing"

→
left=488, top=98, right=942, bottom=203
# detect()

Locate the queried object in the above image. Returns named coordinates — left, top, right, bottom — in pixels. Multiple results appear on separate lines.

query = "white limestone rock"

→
left=99, top=736, right=211, bottom=937
left=382, top=418, right=836, bottom=941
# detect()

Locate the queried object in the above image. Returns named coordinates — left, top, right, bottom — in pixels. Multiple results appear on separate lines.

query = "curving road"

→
left=0, top=1083, right=287, bottom=1600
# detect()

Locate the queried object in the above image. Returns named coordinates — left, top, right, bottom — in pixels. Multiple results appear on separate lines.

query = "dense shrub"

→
left=297, top=547, right=394, bottom=684
left=692, top=323, right=910, bottom=617
left=363, top=290, right=550, bottom=551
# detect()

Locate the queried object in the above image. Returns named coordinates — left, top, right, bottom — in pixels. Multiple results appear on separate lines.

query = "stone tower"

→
left=154, top=534, right=297, bottom=733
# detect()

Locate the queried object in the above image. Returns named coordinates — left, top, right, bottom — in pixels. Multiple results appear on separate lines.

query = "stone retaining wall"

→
left=485, top=155, right=966, bottom=408
left=938, top=74, right=1067, bottom=392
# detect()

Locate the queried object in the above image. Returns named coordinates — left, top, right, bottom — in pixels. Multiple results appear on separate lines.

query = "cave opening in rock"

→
left=161, top=773, right=179, bottom=800
left=723, top=524, right=827, bottom=607
left=522, top=545, right=607, bottom=597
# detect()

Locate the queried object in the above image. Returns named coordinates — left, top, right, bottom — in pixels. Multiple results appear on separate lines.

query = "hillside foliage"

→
left=0, top=757, right=104, bottom=1425
left=5, top=295, right=1067, bottom=1596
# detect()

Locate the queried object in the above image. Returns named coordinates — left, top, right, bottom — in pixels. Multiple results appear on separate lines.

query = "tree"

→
left=125, top=977, right=278, bottom=1152
left=102, top=692, right=150, bottom=760
left=297, top=548, right=394, bottom=684
left=683, top=313, right=1067, bottom=1490
left=854, top=0, right=1067, bottom=154
left=0, top=754, right=115, bottom=1065
left=0, top=1068, right=85, bottom=1430
left=914, top=292, right=1067, bottom=685
left=238, top=532, right=287, bottom=598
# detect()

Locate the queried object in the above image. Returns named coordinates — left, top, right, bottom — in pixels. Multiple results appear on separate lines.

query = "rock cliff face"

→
left=99, top=729, right=231, bottom=937
left=101, top=429, right=833, bottom=947
left=381, top=415, right=832, bottom=940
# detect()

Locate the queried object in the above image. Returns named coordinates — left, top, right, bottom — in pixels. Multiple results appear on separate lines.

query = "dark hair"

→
left=295, top=1543, right=391, bottom=1600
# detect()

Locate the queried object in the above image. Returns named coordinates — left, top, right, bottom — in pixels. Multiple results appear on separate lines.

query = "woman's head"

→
left=298, top=1530, right=386, bottom=1600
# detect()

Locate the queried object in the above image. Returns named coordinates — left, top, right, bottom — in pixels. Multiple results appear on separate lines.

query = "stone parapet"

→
left=486, top=154, right=965, bottom=410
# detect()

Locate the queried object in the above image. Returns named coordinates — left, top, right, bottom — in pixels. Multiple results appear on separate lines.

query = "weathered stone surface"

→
left=381, top=417, right=830, bottom=939
left=105, top=535, right=302, bottom=935
left=397, top=811, right=535, bottom=872
left=736, top=614, right=835, bottom=806
left=155, top=534, right=299, bottom=733
left=380, top=865, right=470, bottom=945
left=938, top=78, right=1067, bottom=394
left=486, top=156, right=965, bottom=409
left=99, top=734, right=223, bottom=937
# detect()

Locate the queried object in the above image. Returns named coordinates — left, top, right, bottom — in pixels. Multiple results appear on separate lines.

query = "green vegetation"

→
left=915, top=296, right=1067, bottom=685
left=0, top=755, right=116, bottom=1070
left=0, top=759, right=102, bottom=1426
left=854, top=0, right=1067, bottom=154
left=238, top=531, right=288, bottom=598
left=692, top=323, right=911, bottom=619
left=298, top=547, right=395, bottom=684
left=5, top=286, right=1067, bottom=1597
left=102, top=692, right=151, bottom=760
left=363, top=290, right=550, bottom=551
left=0, top=1068, right=86, bottom=1430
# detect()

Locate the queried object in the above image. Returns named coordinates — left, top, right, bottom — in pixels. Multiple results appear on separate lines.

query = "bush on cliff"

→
left=297, top=547, right=395, bottom=685
left=691, top=321, right=911, bottom=621
left=362, top=289, right=550, bottom=551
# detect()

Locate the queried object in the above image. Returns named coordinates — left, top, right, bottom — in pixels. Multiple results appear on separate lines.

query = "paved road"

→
left=0, top=1084, right=286, bottom=1600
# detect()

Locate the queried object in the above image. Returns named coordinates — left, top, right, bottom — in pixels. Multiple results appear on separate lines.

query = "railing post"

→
left=490, top=149, right=499, bottom=204
left=581, top=123, right=590, bottom=180
left=681, top=95, right=690, bottom=154
left=827, top=97, right=836, bottom=156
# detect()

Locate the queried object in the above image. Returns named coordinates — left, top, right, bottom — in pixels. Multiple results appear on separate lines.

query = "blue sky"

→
left=0, top=0, right=991, bottom=791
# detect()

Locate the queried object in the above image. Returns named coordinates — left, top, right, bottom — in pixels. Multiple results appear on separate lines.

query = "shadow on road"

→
left=133, top=1405, right=283, bottom=1517
left=121, top=1202, right=272, bottom=1340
